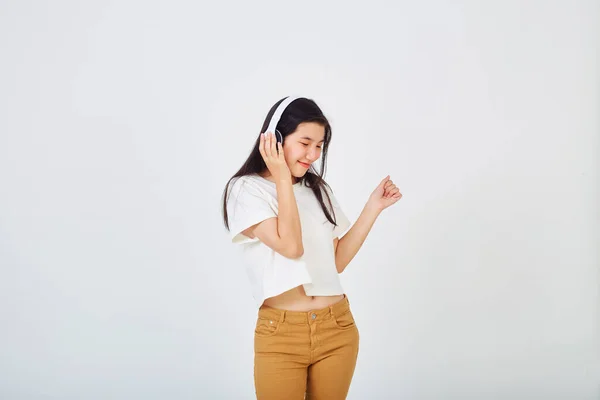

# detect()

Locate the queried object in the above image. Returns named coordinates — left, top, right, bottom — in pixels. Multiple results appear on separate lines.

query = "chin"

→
left=287, top=164, right=299, bottom=174
left=292, top=171, right=305, bottom=178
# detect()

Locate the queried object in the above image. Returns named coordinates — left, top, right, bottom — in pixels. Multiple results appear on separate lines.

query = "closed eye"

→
left=301, top=143, right=322, bottom=148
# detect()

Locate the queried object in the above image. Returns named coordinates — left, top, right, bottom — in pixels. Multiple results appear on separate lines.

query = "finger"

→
left=264, top=132, right=273, bottom=158
left=277, top=141, right=284, bottom=158
left=379, top=175, right=390, bottom=186
left=272, top=132, right=280, bottom=157
left=270, top=132, right=277, bottom=156
left=259, top=133, right=266, bottom=158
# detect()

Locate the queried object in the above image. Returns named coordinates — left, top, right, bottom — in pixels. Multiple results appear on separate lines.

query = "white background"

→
left=1, top=1, right=598, bottom=399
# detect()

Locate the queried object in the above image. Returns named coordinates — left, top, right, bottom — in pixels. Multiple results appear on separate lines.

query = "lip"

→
left=298, top=162, right=311, bottom=168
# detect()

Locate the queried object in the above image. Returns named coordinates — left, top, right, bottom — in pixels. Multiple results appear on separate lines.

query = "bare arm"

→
left=334, top=204, right=381, bottom=273
left=273, top=178, right=304, bottom=256
left=241, top=180, right=303, bottom=258
left=242, top=132, right=304, bottom=259
left=333, top=175, right=403, bottom=272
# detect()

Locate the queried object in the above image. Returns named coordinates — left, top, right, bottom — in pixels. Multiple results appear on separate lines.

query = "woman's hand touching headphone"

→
left=259, top=131, right=292, bottom=183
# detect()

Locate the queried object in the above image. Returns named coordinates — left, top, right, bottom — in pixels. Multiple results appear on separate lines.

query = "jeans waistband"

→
left=257, top=294, right=350, bottom=324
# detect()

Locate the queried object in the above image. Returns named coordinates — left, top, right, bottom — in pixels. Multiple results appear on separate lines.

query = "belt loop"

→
left=280, top=310, right=286, bottom=323
left=329, top=304, right=334, bottom=318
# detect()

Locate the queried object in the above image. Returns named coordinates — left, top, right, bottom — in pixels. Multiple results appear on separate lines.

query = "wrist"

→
left=363, top=203, right=382, bottom=217
left=275, top=177, right=293, bottom=186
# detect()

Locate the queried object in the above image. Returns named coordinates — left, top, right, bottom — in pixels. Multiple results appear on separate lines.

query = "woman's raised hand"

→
left=259, top=131, right=292, bottom=183
left=366, top=175, right=403, bottom=212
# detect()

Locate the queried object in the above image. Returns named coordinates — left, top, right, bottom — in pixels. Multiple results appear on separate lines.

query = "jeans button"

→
left=311, top=313, right=316, bottom=319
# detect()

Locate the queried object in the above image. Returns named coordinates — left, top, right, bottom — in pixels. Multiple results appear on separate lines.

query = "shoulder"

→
left=304, top=172, right=334, bottom=194
left=315, top=178, right=335, bottom=199
left=315, top=178, right=342, bottom=208
left=227, top=174, right=274, bottom=206
left=229, top=174, right=264, bottom=193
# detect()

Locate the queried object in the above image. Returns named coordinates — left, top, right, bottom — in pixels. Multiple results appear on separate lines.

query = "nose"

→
left=306, top=147, right=319, bottom=161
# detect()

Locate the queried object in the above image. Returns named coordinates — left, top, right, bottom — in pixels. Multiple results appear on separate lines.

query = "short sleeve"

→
left=226, top=177, right=278, bottom=245
left=325, top=186, right=351, bottom=239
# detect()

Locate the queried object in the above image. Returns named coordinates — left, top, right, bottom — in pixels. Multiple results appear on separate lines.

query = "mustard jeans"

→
left=253, top=294, right=360, bottom=399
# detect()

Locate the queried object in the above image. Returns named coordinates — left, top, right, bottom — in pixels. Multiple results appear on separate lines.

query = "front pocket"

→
left=333, top=310, right=356, bottom=329
left=254, top=317, right=281, bottom=337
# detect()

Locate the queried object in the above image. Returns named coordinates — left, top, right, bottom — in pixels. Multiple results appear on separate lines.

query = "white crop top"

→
left=226, top=174, right=352, bottom=307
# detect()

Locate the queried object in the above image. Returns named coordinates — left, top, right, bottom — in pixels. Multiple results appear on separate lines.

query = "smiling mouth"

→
left=299, top=162, right=310, bottom=168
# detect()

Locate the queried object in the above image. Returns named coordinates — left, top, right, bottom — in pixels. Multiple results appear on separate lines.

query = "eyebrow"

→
left=300, top=137, right=325, bottom=143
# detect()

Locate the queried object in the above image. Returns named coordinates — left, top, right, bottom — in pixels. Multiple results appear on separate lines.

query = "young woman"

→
left=221, top=96, right=402, bottom=399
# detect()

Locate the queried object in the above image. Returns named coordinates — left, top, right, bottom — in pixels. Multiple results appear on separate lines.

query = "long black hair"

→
left=221, top=96, right=340, bottom=231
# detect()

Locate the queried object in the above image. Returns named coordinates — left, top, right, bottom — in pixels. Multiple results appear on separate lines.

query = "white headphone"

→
left=263, top=96, right=301, bottom=143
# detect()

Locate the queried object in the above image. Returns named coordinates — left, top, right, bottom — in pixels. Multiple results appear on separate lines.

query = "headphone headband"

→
left=263, top=96, right=301, bottom=140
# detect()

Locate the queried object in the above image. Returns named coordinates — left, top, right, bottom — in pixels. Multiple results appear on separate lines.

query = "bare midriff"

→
left=262, top=285, right=345, bottom=311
